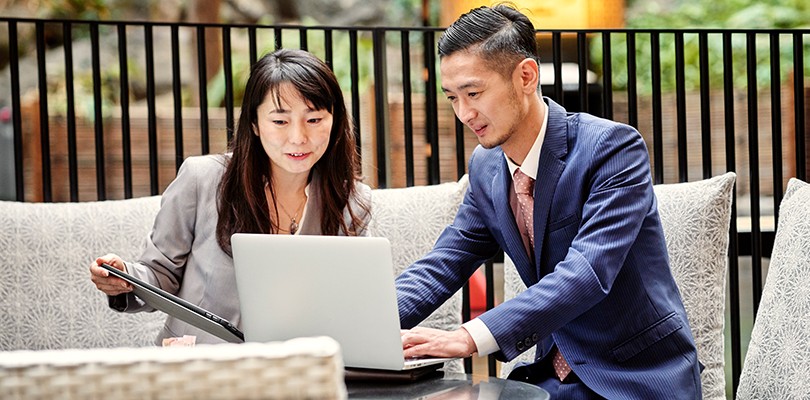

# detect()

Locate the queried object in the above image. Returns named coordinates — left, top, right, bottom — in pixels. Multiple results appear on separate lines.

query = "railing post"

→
left=145, top=24, right=159, bottom=196
left=722, top=31, right=742, bottom=396
left=117, top=23, right=133, bottom=199
left=90, top=22, right=106, bottom=200
left=9, top=21, right=24, bottom=201
left=423, top=30, right=439, bottom=185
left=35, top=21, right=52, bottom=202
left=64, top=22, right=79, bottom=201
left=372, top=28, right=390, bottom=188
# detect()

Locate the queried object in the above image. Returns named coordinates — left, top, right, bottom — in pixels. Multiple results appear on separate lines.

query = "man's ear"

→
left=515, top=58, right=539, bottom=95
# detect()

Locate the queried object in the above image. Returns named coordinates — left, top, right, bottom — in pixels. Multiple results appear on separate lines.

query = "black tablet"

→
left=100, top=263, right=244, bottom=343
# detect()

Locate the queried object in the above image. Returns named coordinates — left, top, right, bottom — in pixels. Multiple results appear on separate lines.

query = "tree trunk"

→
left=188, top=0, right=222, bottom=106
left=273, top=0, right=300, bottom=22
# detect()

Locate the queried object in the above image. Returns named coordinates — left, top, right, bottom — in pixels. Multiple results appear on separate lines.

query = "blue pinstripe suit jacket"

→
left=396, top=98, right=702, bottom=399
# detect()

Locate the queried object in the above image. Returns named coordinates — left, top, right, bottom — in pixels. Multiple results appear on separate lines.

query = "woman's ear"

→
left=251, top=123, right=259, bottom=136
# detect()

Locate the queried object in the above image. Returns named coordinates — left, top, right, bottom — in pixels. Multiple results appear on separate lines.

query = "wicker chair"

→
left=0, top=336, right=346, bottom=400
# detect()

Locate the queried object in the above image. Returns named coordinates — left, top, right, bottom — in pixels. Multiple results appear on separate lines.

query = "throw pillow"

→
left=368, top=175, right=470, bottom=372
left=737, top=178, right=810, bottom=399
left=0, top=197, right=166, bottom=350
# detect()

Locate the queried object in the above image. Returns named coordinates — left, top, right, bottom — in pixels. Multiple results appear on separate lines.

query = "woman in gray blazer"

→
left=89, top=49, right=371, bottom=344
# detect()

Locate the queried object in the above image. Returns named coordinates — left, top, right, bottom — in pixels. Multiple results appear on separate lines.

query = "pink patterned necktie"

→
left=512, top=169, right=535, bottom=249
left=512, top=168, right=572, bottom=382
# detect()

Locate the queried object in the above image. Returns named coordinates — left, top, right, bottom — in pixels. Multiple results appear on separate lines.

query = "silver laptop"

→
left=230, top=233, right=454, bottom=371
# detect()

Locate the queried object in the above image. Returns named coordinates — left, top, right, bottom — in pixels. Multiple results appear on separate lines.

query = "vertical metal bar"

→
left=35, top=22, right=52, bottom=202
left=699, top=32, right=712, bottom=179
left=171, top=25, right=184, bottom=172
left=248, top=26, right=257, bottom=66
left=117, top=23, right=133, bottom=199
left=577, top=32, right=589, bottom=112
left=145, top=24, right=159, bottom=195
left=90, top=23, right=106, bottom=200
left=372, top=28, right=389, bottom=188
left=274, top=27, right=282, bottom=50
left=601, top=32, right=613, bottom=120
left=723, top=31, right=742, bottom=396
left=650, top=32, right=664, bottom=184
left=64, top=22, right=79, bottom=202
left=675, top=32, right=688, bottom=182
left=770, top=33, right=783, bottom=229
left=424, top=30, right=440, bottom=185
left=223, top=26, right=234, bottom=143
left=485, top=260, right=496, bottom=377
left=552, top=31, right=563, bottom=105
left=455, top=117, right=465, bottom=179
left=626, top=32, right=638, bottom=129
left=299, top=26, right=307, bottom=51
left=401, top=30, right=415, bottom=187
left=462, top=279, right=472, bottom=373
left=349, top=29, right=361, bottom=153
left=746, top=32, right=763, bottom=316
left=324, top=29, right=333, bottom=70
left=794, top=33, right=806, bottom=181
left=9, top=21, right=24, bottom=201
left=196, top=26, right=209, bottom=154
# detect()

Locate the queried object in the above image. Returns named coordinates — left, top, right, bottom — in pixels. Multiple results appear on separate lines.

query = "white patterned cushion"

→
left=737, top=178, right=810, bottom=400
left=368, top=175, right=470, bottom=373
left=0, top=197, right=166, bottom=350
left=656, top=172, right=735, bottom=400
left=501, top=172, right=735, bottom=400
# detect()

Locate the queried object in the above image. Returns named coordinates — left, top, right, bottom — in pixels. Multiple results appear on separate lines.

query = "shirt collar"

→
left=505, top=99, right=548, bottom=180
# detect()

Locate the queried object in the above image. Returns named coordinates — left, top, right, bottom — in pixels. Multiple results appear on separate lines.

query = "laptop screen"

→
left=231, top=234, right=410, bottom=370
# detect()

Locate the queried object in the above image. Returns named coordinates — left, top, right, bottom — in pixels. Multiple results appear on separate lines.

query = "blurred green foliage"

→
left=37, top=0, right=156, bottom=20
left=590, top=0, right=810, bottom=93
left=206, top=17, right=376, bottom=109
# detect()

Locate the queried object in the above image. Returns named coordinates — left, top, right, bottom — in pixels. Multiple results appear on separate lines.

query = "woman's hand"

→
left=89, top=254, right=132, bottom=296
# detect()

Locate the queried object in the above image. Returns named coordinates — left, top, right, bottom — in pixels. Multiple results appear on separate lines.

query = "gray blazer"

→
left=112, top=154, right=372, bottom=344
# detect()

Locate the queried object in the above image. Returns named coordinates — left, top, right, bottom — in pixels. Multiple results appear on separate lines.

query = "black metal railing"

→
left=1, top=17, right=808, bottom=397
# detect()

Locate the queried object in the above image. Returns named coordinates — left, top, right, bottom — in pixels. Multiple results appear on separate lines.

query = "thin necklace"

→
left=266, top=183, right=307, bottom=234
left=277, top=196, right=306, bottom=234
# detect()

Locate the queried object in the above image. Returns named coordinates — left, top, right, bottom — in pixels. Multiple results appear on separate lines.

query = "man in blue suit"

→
left=396, top=4, right=702, bottom=399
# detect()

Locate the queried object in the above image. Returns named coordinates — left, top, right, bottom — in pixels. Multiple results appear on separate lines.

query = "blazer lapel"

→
left=531, top=99, right=568, bottom=271
left=492, top=156, right=537, bottom=284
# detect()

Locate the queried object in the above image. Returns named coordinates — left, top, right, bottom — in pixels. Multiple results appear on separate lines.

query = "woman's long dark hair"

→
left=216, top=49, right=368, bottom=254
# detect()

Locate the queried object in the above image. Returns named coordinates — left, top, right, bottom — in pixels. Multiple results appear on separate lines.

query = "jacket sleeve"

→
left=395, top=151, right=501, bottom=328
left=109, top=157, right=207, bottom=312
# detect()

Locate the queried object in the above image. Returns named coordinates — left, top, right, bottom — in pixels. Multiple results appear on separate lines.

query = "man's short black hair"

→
left=438, top=3, right=538, bottom=78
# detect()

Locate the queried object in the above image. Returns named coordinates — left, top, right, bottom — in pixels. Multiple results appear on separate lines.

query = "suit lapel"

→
left=492, top=157, right=537, bottom=283
left=531, top=99, right=568, bottom=272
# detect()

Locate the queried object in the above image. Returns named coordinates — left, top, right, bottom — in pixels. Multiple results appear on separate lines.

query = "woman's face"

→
left=254, top=83, right=333, bottom=181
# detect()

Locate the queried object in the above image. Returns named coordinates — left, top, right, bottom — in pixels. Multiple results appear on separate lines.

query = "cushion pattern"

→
left=501, top=172, right=735, bottom=400
left=0, top=197, right=166, bottom=350
left=737, top=178, right=810, bottom=400
left=368, top=175, right=469, bottom=372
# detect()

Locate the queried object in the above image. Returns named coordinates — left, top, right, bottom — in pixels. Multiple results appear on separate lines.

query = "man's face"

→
left=440, top=51, right=525, bottom=150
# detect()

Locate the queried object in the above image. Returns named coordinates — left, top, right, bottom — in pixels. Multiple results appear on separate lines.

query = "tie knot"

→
left=513, top=169, right=534, bottom=195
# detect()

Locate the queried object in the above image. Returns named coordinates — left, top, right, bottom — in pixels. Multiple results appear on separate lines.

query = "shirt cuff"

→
left=462, top=318, right=499, bottom=357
